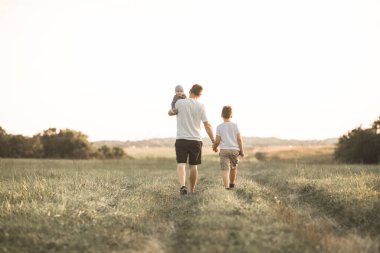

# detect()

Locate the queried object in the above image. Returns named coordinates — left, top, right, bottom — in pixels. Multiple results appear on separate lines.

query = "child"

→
left=213, top=105, right=244, bottom=190
left=168, top=85, right=187, bottom=116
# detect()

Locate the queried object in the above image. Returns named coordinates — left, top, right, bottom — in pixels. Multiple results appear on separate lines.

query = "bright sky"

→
left=0, top=0, right=379, bottom=141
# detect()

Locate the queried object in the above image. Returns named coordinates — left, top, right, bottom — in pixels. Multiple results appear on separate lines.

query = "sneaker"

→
left=168, top=109, right=178, bottom=116
left=226, top=187, right=232, bottom=190
left=180, top=186, right=188, bottom=195
left=229, top=183, right=235, bottom=189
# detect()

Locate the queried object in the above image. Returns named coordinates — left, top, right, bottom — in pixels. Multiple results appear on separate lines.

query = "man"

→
left=170, top=84, right=215, bottom=195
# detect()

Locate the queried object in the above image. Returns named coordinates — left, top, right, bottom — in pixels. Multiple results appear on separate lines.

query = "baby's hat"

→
left=175, top=85, right=184, bottom=92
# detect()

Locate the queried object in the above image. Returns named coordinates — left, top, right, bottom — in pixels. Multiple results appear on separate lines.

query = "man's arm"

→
left=203, top=121, right=215, bottom=143
left=237, top=133, right=244, bottom=157
left=213, top=135, right=221, bottom=152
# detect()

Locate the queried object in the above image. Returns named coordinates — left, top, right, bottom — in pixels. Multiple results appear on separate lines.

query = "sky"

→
left=0, top=0, right=379, bottom=141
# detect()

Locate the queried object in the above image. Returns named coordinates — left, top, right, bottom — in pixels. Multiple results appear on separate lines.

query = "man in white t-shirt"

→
left=170, top=84, right=215, bottom=195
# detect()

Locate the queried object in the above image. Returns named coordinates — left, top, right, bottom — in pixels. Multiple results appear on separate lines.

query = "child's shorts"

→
left=219, top=149, right=239, bottom=171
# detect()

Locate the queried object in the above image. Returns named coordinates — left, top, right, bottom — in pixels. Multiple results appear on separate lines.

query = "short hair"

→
left=190, top=84, right=203, bottom=96
left=221, top=105, right=232, bottom=119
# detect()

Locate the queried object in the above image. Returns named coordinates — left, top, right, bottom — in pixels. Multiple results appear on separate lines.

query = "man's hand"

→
left=212, top=135, right=221, bottom=153
left=239, top=150, right=245, bottom=157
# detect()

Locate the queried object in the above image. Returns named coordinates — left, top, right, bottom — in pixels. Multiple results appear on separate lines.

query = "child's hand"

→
left=212, top=143, right=218, bottom=152
left=239, top=150, right=245, bottom=157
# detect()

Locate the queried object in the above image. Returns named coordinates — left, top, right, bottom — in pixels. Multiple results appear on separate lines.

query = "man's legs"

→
left=177, top=163, right=186, bottom=187
left=189, top=165, right=198, bottom=192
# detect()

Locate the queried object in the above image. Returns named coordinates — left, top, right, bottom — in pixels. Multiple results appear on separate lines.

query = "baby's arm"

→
left=171, top=95, right=178, bottom=109
left=168, top=95, right=179, bottom=116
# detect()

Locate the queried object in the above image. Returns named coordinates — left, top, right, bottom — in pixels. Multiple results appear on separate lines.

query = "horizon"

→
left=92, top=135, right=339, bottom=143
left=0, top=124, right=340, bottom=143
left=1, top=0, right=379, bottom=142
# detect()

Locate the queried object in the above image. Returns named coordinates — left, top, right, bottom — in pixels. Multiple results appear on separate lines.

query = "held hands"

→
left=212, top=141, right=219, bottom=153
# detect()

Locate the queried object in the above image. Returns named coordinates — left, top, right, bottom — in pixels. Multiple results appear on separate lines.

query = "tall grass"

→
left=0, top=152, right=379, bottom=253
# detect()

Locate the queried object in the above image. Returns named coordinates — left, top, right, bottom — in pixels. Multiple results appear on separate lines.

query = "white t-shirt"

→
left=216, top=121, right=240, bottom=150
left=175, top=98, right=208, bottom=141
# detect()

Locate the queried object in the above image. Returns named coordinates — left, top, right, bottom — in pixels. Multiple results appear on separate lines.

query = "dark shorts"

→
left=175, top=139, right=203, bottom=165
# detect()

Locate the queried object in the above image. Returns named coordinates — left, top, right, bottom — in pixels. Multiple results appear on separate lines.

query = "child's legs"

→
left=229, top=151, right=240, bottom=184
left=219, top=150, right=231, bottom=187
left=221, top=169, right=230, bottom=188
left=230, top=167, right=237, bottom=184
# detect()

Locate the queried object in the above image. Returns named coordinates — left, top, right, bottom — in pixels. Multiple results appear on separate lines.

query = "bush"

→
left=97, top=145, right=126, bottom=159
left=0, top=127, right=43, bottom=158
left=334, top=117, right=380, bottom=164
left=39, top=128, right=95, bottom=159
left=254, top=152, right=267, bottom=161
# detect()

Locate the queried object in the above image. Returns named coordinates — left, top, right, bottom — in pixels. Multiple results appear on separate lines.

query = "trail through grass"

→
left=0, top=158, right=379, bottom=253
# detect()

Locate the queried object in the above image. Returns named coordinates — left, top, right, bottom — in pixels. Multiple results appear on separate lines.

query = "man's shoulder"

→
left=192, top=99, right=205, bottom=108
left=177, top=98, right=203, bottom=105
left=176, top=98, right=188, bottom=103
left=175, top=98, right=187, bottom=106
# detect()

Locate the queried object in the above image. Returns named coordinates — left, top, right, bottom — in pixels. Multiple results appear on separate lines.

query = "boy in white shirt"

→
left=213, top=105, right=244, bottom=189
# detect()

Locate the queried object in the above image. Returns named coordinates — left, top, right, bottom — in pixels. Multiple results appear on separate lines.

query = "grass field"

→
left=0, top=147, right=379, bottom=253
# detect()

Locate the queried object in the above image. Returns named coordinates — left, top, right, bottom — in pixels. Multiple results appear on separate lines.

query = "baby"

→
left=168, top=85, right=187, bottom=116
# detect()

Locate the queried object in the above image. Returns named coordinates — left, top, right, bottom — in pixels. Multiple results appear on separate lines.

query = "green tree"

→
left=96, top=146, right=126, bottom=159
left=40, top=128, right=94, bottom=159
left=335, top=124, right=380, bottom=164
left=98, top=145, right=113, bottom=159
left=0, top=126, right=6, bottom=136
left=0, top=127, right=43, bottom=158
left=39, top=128, right=59, bottom=158
left=372, top=116, right=380, bottom=134
left=7, top=135, right=42, bottom=158
left=112, top=147, right=126, bottom=159
left=0, top=126, right=9, bottom=157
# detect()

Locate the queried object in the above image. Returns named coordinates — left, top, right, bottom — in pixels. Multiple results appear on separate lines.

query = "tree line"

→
left=0, top=127, right=127, bottom=159
left=2, top=116, right=379, bottom=163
